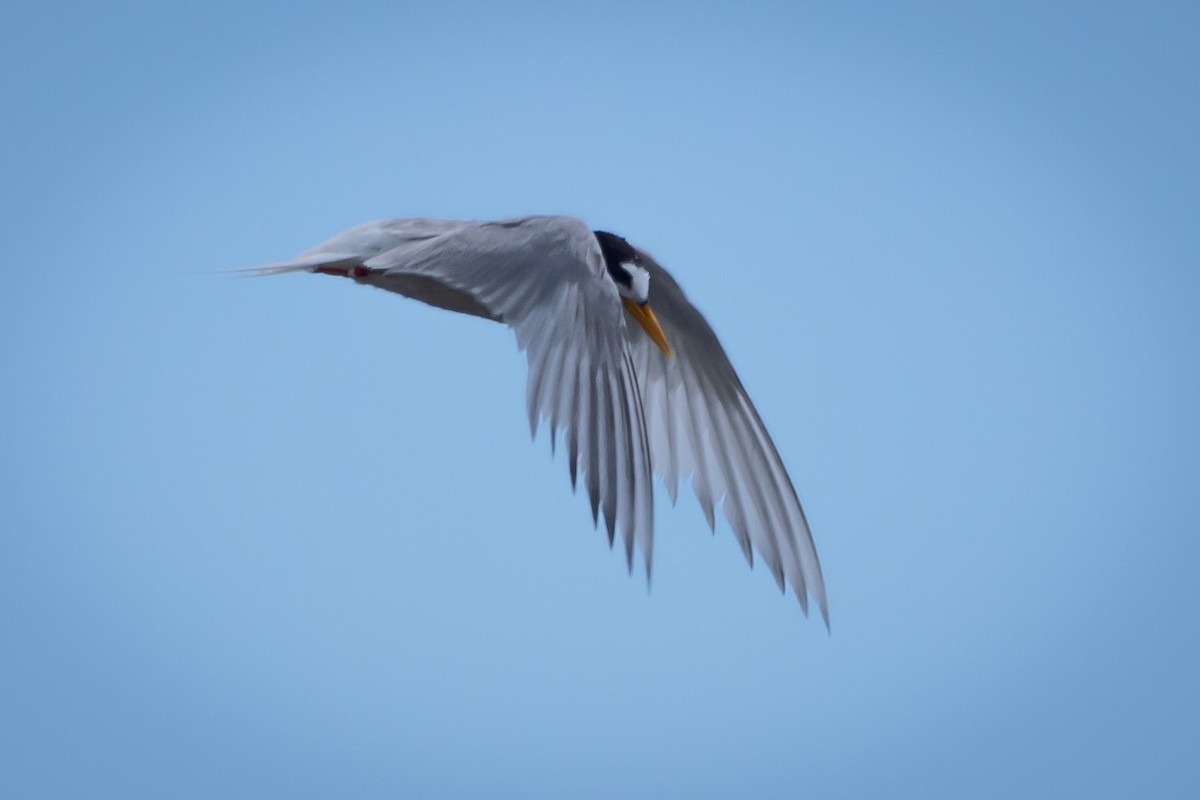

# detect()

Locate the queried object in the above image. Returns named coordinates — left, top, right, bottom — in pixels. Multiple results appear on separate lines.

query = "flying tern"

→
left=251, top=215, right=828, bottom=625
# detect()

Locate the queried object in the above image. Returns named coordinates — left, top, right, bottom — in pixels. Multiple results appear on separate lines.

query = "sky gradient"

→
left=3, top=2, right=1198, bottom=798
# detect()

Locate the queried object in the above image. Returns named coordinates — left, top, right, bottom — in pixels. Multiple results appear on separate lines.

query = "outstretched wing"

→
left=624, top=246, right=829, bottom=625
left=250, top=216, right=824, bottom=618
left=257, top=216, right=656, bottom=574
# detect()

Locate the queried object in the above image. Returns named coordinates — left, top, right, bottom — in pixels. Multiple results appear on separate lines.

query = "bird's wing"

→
left=359, top=216, right=657, bottom=574
left=244, top=218, right=478, bottom=275
left=624, top=246, right=828, bottom=625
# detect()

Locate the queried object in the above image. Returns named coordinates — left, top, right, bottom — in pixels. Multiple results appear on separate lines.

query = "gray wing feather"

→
left=624, top=246, right=829, bottom=625
left=355, top=216, right=657, bottom=574
left=250, top=216, right=821, bottom=618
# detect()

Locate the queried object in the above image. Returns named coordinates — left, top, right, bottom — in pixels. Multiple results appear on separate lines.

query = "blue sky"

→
left=3, top=1, right=1198, bottom=797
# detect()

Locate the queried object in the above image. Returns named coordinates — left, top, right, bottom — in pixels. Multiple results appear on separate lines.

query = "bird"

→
left=249, top=215, right=828, bottom=626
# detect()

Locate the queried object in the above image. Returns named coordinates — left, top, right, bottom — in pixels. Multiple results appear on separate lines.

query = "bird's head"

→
left=594, top=230, right=672, bottom=357
left=594, top=230, right=650, bottom=304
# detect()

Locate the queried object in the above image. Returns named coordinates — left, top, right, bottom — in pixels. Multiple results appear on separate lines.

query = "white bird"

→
left=251, top=215, right=828, bottom=625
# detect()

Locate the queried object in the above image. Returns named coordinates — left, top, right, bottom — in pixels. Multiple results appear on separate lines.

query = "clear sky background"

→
left=3, top=1, right=1198, bottom=798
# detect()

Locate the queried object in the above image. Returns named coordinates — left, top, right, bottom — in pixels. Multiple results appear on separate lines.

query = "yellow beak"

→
left=622, top=298, right=673, bottom=358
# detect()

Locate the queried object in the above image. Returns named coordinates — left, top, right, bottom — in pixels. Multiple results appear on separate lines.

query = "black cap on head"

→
left=594, top=230, right=638, bottom=265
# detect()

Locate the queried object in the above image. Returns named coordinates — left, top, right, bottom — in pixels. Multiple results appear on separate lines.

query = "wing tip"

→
left=794, top=580, right=831, bottom=633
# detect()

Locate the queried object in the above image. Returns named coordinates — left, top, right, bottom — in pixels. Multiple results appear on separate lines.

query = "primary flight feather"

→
left=251, top=215, right=828, bottom=626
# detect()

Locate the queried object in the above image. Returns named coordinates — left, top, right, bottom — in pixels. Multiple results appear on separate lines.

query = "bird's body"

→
left=253, top=215, right=828, bottom=625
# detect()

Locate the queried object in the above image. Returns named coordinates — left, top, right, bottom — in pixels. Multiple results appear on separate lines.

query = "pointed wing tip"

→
left=604, top=515, right=617, bottom=547
left=803, top=589, right=831, bottom=633
left=230, top=252, right=364, bottom=278
left=221, top=264, right=306, bottom=278
left=787, top=574, right=830, bottom=631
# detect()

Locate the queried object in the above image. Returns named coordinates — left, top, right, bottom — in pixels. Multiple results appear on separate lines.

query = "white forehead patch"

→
left=625, top=261, right=650, bottom=304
